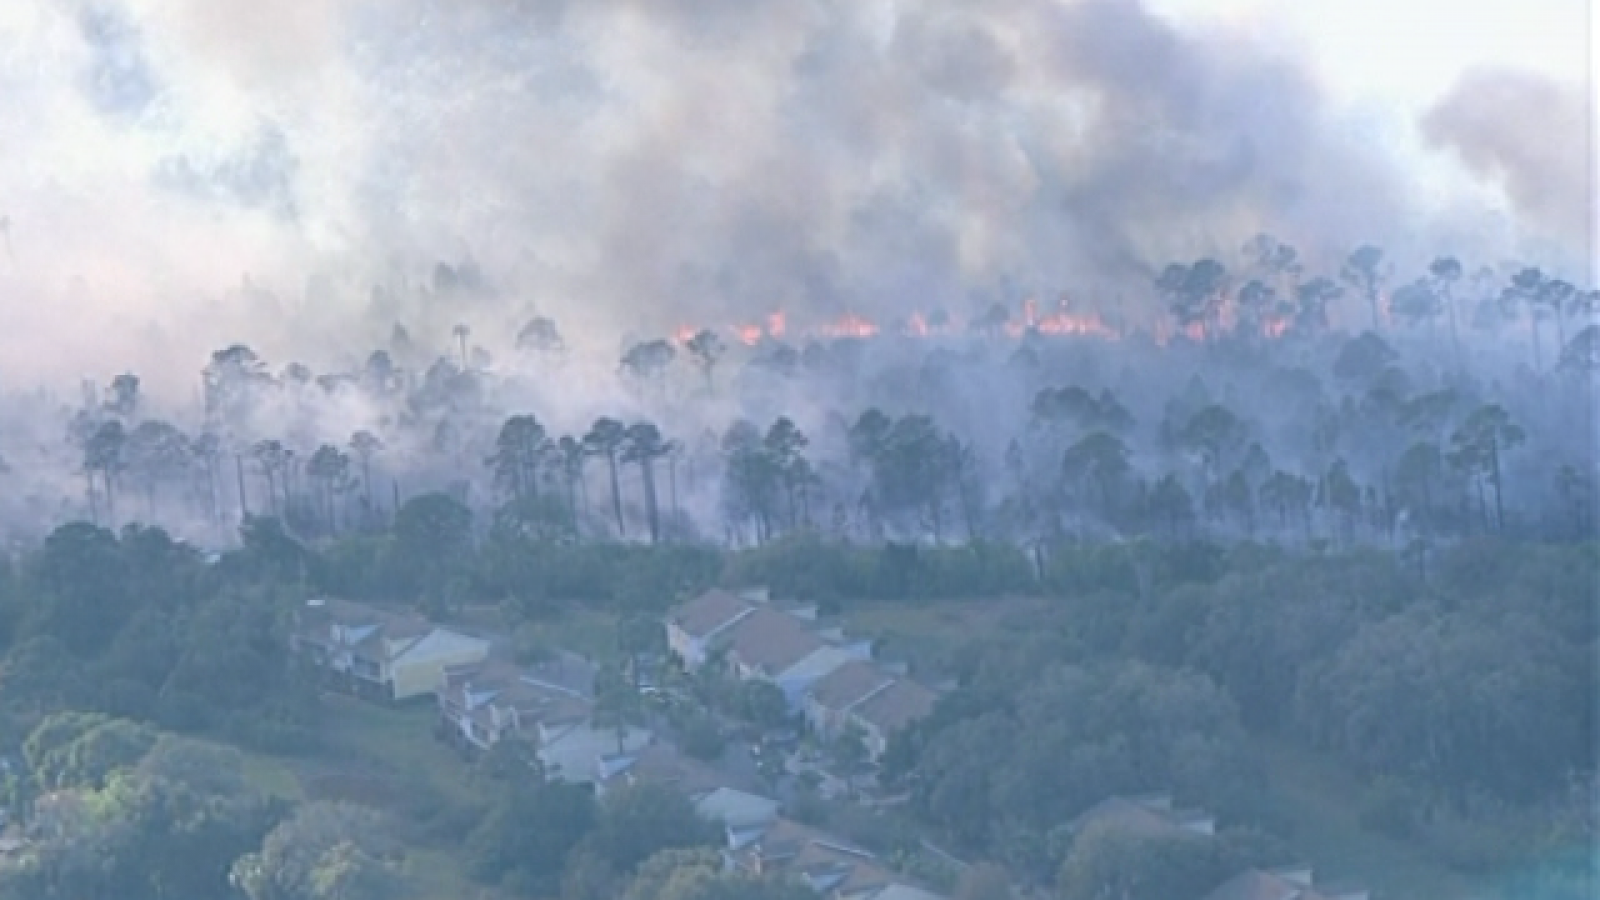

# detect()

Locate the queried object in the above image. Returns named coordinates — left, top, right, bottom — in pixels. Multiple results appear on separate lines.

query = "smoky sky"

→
left=1422, top=65, right=1595, bottom=260
left=0, top=0, right=1587, bottom=394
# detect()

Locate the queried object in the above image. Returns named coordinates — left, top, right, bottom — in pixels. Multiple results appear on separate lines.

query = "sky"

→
left=1151, top=0, right=1592, bottom=109
left=0, top=0, right=1592, bottom=396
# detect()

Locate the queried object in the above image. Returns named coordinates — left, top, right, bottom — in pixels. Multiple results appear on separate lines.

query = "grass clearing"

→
left=544, top=607, right=618, bottom=663
left=311, top=694, right=482, bottom=807
left=230, top=695, right=500, bottom=900
left=845, top=596, right=1049, bottom=668
left=1258, top=737, right=1486, bottom=900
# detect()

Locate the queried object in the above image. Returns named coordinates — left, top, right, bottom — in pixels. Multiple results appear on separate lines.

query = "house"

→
left=436, top=659, right=590, bottom=756
left=805, top=660, right=894, bottom=742
left=293, top=598, right=490, bottom=702
left=1066, top=793, right=1216, bottom=838
left=721, top=607, right=873, bottom=710
left=594, top=741, right=742, bottom=799
left=537, top=717, right=653, bottom=784
left=666, top=587, right=761, bottom=669
left=804, top=660, right=940, bottom=761
left=693, top=786, right=782, bottom=831
left=1200, top=866, right=1369, bottom=900
left=726, top=817, right=947, bottom=900
left=848, top=678, right=938, bottom=761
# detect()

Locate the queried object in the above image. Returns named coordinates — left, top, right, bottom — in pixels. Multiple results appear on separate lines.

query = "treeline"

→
left=879, top=539, right=1597, bottom=893
left=22, top=237, right=1597, bottom=557
left=0, top=521, right=318, bottom=757
left=0, top=714, right=403, bottom=900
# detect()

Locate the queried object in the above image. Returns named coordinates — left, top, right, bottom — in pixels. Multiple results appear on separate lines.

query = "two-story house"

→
left=666, top=587, right=764, bottom=670
left=725, top=816, right=947, bottom=900
left=293, top=598, right=491, bottom=702
left=719, top=607, right=874, bottom=712
left=804, top=661, right=938, bottom=761
left=436, top=659, right=590, bottom=756
left=665, top=588, right=873, bottom=713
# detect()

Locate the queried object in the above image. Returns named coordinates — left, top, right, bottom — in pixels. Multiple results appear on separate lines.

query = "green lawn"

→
left=846, top=597, right=1044, bottom=668
left=230, top=695, right=502, bottom=900
left=1257, top=737, right=1486, bottom=900
left=542, top=607, right=619, bottom=663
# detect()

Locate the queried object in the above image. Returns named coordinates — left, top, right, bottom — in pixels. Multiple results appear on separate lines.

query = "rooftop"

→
left=852, top=679, right=938, bottom=736
left=724, top=607, right=825, bottom=676
left=670, top=588, right=756, bottom=639
left=810, top=660, right=894, bottom=712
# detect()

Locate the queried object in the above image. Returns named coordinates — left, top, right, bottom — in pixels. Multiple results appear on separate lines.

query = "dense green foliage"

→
left=0, top=522, right=319, bottom=760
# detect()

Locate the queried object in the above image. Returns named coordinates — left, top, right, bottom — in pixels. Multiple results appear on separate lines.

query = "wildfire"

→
left=664, top=292, right=1309, bottom=353
left=1006, top=296, right=1115, bottom=338
left=825, top=313, right=879, bottom=339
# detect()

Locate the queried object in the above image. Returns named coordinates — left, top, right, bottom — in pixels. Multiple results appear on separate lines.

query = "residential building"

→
left=665, top=587, right=873, bottom=712
left=666, top=587, right=760, bottom=669
left=847, top=678, right=938, bottom=761
left=435, top=658, right=589, bottom=756
left=804, top=660, right=894, bottom=742
left=693, top=786, right=782, bottom=831
left=292, top=598, right=491, bottom=702
left=720, top=607, right=873, bottom=711
left=594, top=741, right=741, bottom=799
left=537, top=716, right=654, bottom=784
left=1200, top=866, right=1369, bottom=900
left=725, top=816, right=947, bottom=900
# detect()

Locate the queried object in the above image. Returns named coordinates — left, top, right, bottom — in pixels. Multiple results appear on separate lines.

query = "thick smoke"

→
left=0, top=0, right=1586, bottom=396
left=1422, top=66, right=1596, bottom=262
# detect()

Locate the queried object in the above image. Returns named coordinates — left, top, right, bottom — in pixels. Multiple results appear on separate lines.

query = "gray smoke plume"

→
left=1421, top=65, right=1595, bottom=264
left=0, top=0, right=1582, bottom=395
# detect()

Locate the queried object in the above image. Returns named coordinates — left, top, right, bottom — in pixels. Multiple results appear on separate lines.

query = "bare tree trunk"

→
left=235, top=455, right=249, bottom=518
left=606, top=453, right=625, bottom=538
left=86, top=469, right=99, bottom=525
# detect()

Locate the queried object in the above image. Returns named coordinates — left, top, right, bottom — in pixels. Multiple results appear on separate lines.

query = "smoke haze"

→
left=0, top=0, right=1590, bottom=394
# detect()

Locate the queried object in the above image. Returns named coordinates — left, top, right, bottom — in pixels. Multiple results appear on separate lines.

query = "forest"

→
left=0, top=235, right=1594, bottom=900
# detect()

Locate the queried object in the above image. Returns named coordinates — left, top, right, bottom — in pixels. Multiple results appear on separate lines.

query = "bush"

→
left=677, top=714, right=725, bottom=761
left=1357, top=777, right=1418, bottom=838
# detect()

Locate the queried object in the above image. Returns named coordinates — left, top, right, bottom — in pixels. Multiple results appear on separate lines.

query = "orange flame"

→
left=767, top=311, right=787, bottom=339
left=905, top=312, right=929, bottom=337
left=672, top=325, right=697, bottom=345
left=824, top=313, right=878, bottom=338
left=733, top=323, right=763, bottom=346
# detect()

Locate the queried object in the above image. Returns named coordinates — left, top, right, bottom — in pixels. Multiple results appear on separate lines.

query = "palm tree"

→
left=685, top=329, right=726, bottom=393
left=584, top=417, right=629, bottom=538
left=1502, top=268, right=1547, bottom=370
left=452, top=323, right=471, bottom=368
left=1429, top=257, right=1464, bottom=367
left=554, top=435, right=589, bottom=528
left=1341, top=244, right=1387, bottom=331
left=763, top=417, right=810, bottom=531
left=488, top=414, right=549, bottom=502
left=307, top=444, right=351, bottom=535
left=623, top=421, right=671, bottom=544
left=1294, top=278, right=1343, bottom=335
left=252, top=440, right=291, bottom=517
left=1450, top=403, right=1525, bottom=532
left=85, top=419, right=127, bottom=522
left=348, top=430, right=383, bottom=519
